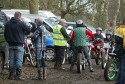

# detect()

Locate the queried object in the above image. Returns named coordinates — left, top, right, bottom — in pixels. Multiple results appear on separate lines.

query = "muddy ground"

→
left=0, top=60, right=115, bottom=84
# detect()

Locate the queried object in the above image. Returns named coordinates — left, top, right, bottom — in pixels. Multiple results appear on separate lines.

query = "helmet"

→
left=96, top=27, right=102, bottom=31
left=106, top=32, right=111, bottom=35
left=76, top=19, right=84, bottom=27
left=76, top=19, right=83, bottom=25
left=106, top=32, right=112, bottom=37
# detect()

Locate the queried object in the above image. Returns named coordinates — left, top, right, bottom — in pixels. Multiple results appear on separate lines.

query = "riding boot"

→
left=43, top=67, right=46, bottom=80
left=42, top=58, right=46, bottom=67
left=37, top=68, right=43, bottom=80
left=8, top=68, right=16, bottom=80
left=87, top=59, right=94, bottom=72
left=15, top=68, right=25, bottom=80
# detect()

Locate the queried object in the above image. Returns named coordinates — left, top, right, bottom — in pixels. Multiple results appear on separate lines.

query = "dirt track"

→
left=0, top=61, right=115, bottom=84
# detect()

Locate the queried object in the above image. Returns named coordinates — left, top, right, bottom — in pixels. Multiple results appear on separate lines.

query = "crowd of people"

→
left=3, top=11, right=125, bottom=84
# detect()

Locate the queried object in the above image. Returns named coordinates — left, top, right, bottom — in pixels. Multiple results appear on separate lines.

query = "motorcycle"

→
left=23, top=37, right=36, bottom=66
left=76, top=46, right=86, bottom=73
left=90, top=38, right=106, bottom=69
left=62, top=43, right=73, bottom=64
left=104, top=53, right=119, bottom=81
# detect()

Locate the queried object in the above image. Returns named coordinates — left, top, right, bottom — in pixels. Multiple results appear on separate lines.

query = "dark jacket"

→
left=60, top=27, right=70, bottom=41
left=32, top=24, right=46, bottom=50
left=4, top=17, right=30, bottom=46
left=94, top=33, right=104, bottom=40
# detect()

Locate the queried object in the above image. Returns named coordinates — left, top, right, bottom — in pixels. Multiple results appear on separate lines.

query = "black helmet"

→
left=106, top=32, right=112, bottom=36
left=76, top=19, right=84, bottom=27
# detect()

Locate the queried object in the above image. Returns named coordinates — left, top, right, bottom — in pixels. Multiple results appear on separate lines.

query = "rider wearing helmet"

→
left=69, top=19, right=94, bottom=72
left=94, top=27, right=104, bottom=40
left=104, top=32, right=113, bottom=42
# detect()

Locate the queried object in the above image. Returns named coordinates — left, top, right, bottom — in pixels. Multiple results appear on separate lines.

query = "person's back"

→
left=4, top=15, right=30, bottom=46
left=73, top=27, right=86, bottom=46
left=70, top=19, right=94, bottom=72
left=4, top=11, right=31, bottom=80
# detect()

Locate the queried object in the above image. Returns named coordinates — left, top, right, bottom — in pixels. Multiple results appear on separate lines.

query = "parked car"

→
left=0, top=10, right=9, bottom=72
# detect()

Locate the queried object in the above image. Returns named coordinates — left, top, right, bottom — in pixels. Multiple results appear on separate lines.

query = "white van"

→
left=2, top=9, right=59, bottom=22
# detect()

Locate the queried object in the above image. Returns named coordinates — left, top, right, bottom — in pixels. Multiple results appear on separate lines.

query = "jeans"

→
left=116, top=57, right=125, bottom=84
left=9, top=46, right=24, bottom=69
left=36, top=47, right=46, bottom=69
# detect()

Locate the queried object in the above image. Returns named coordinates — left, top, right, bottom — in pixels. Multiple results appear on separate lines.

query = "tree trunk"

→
left=113, top=0, right=121, bottom=29
left=105, top=0, right=109, bottom=29
left=29, top=0, right=39, bottom=14
left=92, top=1, right=97, bottom=24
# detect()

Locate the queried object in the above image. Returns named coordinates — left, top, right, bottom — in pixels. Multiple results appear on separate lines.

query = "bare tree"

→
left=29, top=0, right=39, bottom=14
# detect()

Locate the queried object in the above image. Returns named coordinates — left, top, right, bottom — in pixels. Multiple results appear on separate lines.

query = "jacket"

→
left=53, top=24, right=69, bottom=46
left=94, top=33, right=104, bottom=40
left=70, top=28, right=94, bottom=46
left=114, top=25, right=125, bottom=56
left=4, top=17, right=30, bottom=46
left=33, top=25, right=46, bottom=50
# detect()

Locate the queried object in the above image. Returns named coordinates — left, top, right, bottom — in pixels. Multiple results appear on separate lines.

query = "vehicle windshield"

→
left=44, top=18, right=57, bottom=28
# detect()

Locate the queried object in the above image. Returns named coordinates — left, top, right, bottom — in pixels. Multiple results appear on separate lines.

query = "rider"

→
left=104, top=32, right=113, bottom=42
left=94, top=27, right=104, bottom=40
left=32, top=18, right=47, bottom=80
left=69, top=19, right=94, bottom=72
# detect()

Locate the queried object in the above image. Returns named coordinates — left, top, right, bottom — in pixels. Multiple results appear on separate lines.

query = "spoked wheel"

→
left=0, top=53, right=4, bottom=73
left=62, top=56, right=66, bottom=64
left=101, top=52, right=107, bottom=69
left=29, top=49, right=36, bottom=67
left=68, top=50, right=73, bottom=64
left=77, top=53, right=83, bottom=73
left=104, top=59, right=118, bottom=81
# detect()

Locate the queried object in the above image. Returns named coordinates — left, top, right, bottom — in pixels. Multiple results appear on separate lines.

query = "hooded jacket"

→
left=114, top=25, right=125, bottom=56
left=4, top=17, right=30, bottom=46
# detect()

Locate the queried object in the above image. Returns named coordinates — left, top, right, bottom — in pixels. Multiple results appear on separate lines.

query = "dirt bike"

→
left=76, top=46, right=86, bottom=73
left=104, top=53, right=119, bottom=81
left=62, top=43, right=73, bottom=64
left=23, top=37, right=36, bottom=66
left=90, top=38, right=106, bottom=69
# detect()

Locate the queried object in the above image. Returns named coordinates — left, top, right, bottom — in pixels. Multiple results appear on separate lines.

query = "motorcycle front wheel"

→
left=101, top=52, right=107, bottom=69
left=104, top=59, right=118, bottom=81
left=29, top=49, right=36, bottom=67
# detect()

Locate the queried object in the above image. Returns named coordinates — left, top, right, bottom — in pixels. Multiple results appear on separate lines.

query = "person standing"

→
left=4, top=12, right=31, bottom=80
left=69, top=20, right=94, bottom=72
left=114, top=19, right=125, bottom=84
left=32, top=18, right=46, bottom=80
left=53, top=19, right=69, bottom=70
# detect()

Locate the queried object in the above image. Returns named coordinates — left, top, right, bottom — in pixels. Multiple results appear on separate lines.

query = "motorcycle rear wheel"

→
left=77, top=53, right=83, bottom=73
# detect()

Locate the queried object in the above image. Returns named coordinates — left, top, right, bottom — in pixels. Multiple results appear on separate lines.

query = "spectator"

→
left=32, top=18, right=47, bottom=80
left=114, top=19, right=125, bottom=84
left=53, top=19, right=69, bottom=70
left=4, top=12, right=31, bottom=80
